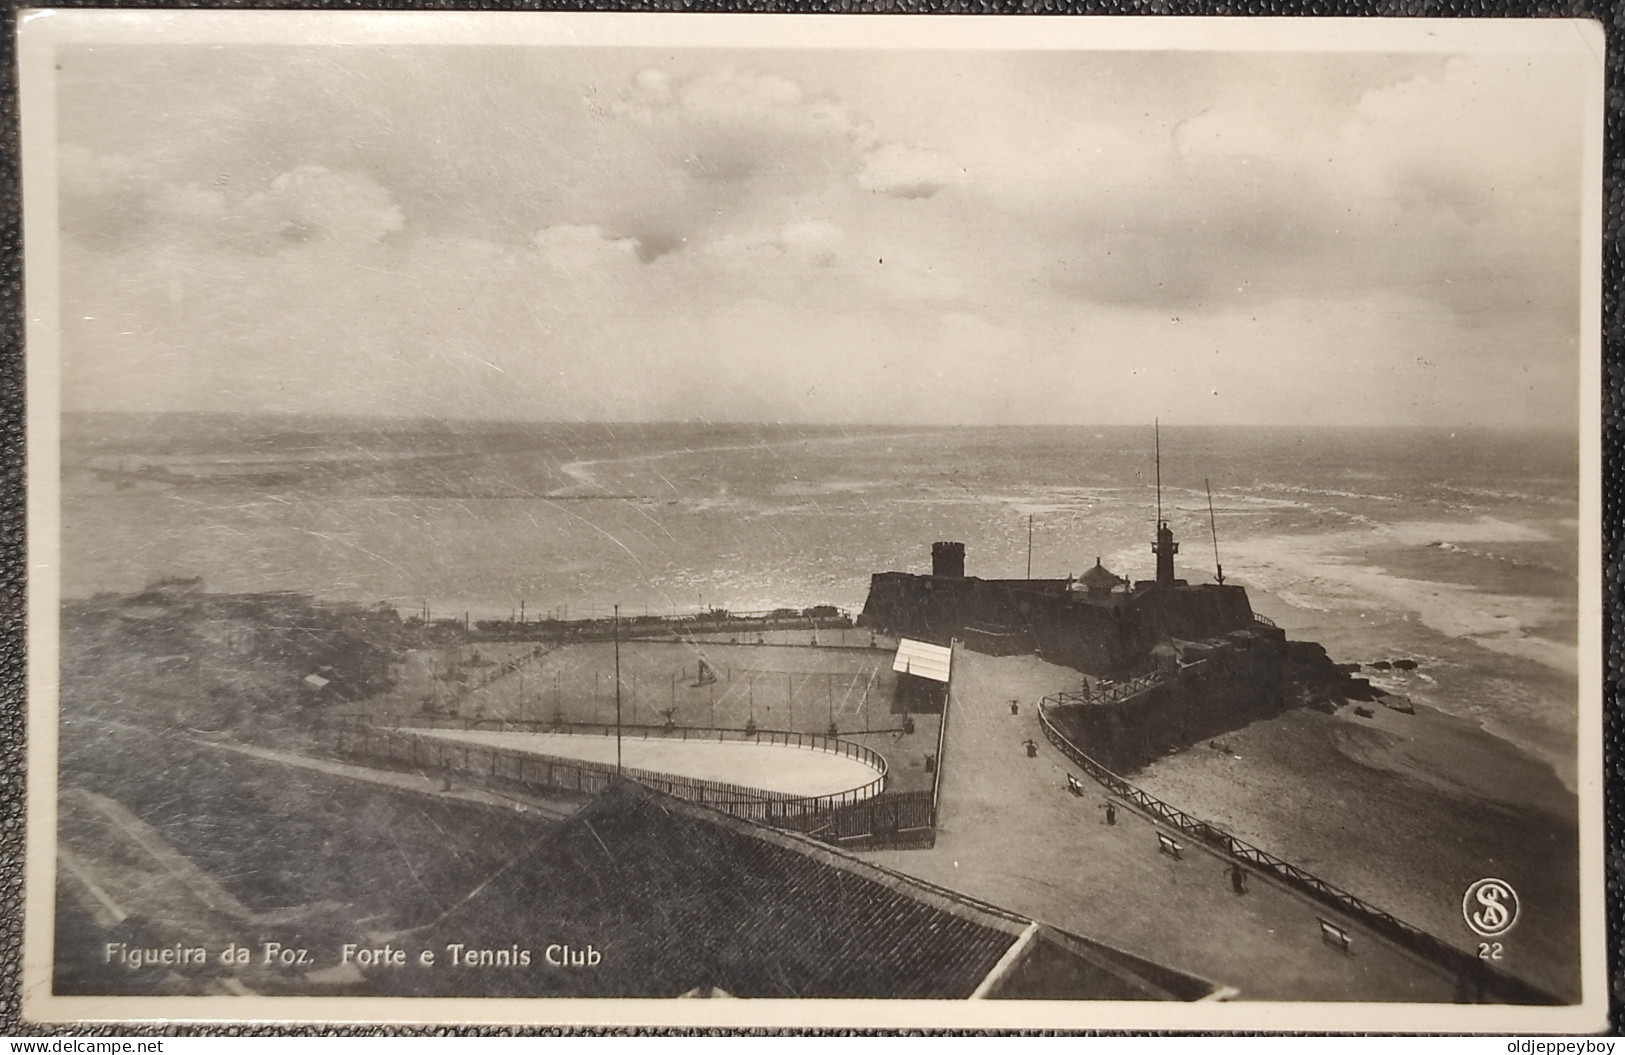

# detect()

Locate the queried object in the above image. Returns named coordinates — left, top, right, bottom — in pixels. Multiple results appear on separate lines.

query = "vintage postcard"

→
left=16, top=11, right=1607, bottom=1031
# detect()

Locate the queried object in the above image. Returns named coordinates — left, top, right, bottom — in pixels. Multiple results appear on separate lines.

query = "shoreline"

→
left=1221, top=518, right=1577, bottom=677
left=1219, top=515, right=1579, bottom=793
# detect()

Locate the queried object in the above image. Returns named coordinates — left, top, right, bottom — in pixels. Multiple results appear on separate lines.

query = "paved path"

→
left=196, top=739, right=576, bottom=820
left=414, top=728, right=884, bottom=800
left=869, top=647, right=1464, bottom=1002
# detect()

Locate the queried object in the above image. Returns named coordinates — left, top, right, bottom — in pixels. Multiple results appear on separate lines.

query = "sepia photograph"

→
left=16, top=11, right=1607, bottom=1030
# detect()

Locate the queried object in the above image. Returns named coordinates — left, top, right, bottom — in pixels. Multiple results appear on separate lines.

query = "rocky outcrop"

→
left=1378, top=693, right=1416, bottom=714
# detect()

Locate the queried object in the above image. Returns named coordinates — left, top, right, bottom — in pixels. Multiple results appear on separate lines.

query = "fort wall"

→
left=859, top=571, right=1253, bottom=678
left=1045, top=633, right=1289, bottom=772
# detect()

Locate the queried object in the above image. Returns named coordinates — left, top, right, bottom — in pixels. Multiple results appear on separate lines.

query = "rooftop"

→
left=390, top=780, right=1218, bottom=1000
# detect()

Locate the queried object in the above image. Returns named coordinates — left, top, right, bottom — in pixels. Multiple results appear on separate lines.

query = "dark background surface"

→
left=0, top=0, right=1618, bottom=1036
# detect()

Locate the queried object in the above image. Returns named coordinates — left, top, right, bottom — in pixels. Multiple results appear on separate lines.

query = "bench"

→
left=1157, top=832, right=1183, bottom=860
left=1317, top=917, right=1353, bottom=954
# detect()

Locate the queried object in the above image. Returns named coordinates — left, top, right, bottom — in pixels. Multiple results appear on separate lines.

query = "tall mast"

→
left=1155, top=419, right=1163, bottom=529
left=1207, top=477, right=1225, bottom=585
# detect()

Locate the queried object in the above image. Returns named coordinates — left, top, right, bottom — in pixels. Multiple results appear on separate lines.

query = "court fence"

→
left=466, top=610, right=867, bottom=644
left=359, top=716, right=883, bottom=776
left=1035, top=693, right=1560, bottom=1005
left=326, top=719, right=936, bottom=847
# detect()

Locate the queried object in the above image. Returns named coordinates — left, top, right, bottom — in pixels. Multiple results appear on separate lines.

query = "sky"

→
left=47, top=27, right=1595, bottom=426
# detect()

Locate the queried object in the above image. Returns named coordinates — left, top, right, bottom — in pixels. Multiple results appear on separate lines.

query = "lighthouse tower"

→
left=1153, top=521, right=1179, bottom=587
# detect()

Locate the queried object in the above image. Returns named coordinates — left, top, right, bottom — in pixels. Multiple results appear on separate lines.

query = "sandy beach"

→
left=1131, top=700, right=1579, bottom=1001
left=1204, top=515, right=1580, bottom=797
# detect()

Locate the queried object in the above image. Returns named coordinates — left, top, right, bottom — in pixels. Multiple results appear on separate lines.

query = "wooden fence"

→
left=1036, top=694, right=1560, bottom=1005
left=784, top=789, right=935, bottom=846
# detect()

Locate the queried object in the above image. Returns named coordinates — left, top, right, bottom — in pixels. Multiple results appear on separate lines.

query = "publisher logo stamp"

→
left=1463, top=878, right=1519, bottom=937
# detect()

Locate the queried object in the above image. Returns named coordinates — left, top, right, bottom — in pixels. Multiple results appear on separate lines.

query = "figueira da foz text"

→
left=102, top=941, right=602, bottom=971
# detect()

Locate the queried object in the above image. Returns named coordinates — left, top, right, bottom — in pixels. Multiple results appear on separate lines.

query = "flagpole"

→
left=614, top=604, right=622, bottom=777
left=1207, top=477, right=1225, bottom=585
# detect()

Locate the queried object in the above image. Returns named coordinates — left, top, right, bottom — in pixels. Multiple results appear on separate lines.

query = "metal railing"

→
left=1035, top=695, right=1560, bottom=1005
left=351, top=715, right=888, bottom=774
left=1252, top=612, right=1278, bottom=629
left=930, top=662, right=953, bottom=828
left=1044, top=669, right=1170, bottom=708
left=329, top=721, right=887, bottom=814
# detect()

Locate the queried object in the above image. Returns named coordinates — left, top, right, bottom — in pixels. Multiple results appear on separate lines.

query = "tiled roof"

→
left=383, top=781, right=1214, bottom=1000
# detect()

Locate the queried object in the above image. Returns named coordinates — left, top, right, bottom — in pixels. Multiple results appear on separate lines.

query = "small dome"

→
left=1077, top=558, right=1123, bottom=590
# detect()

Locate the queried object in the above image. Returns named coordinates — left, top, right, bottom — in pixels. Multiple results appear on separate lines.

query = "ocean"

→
left=58, top=415, right=1580, bottom=782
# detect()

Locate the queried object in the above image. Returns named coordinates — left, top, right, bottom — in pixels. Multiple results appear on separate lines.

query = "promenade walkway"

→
left=869, top=647, right=1463, bottom=1001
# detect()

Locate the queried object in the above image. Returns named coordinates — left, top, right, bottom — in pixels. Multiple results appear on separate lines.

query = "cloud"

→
left=244, top=165, right=405, bottom=247
left=604, top=65, right=962, bottom=255
left=61, top=150, right=406, bottom=253
left=703, top=220, right=845, bottom=270
left=1020, top=53, right=1583, bottom=334
left=152, top=180, right=228, bottom=222
left=1335, top=56, right=1582, bottom=220
left=530, top=223, right=640, bottom=271
left=633, top=66, right=816, bottom=126
left=1008, top=290, right=1578, bottom=428
left=60, top=144, right=141, bottom=198
left=58, top=145, right=151, bottom=246
left=618, top=65, right=864, bottom=142
left=856, top=142, right=963, bottom=199
left=49, top=46, right=1588, bottom=429
left=614, top=66, right=866, bottom=190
